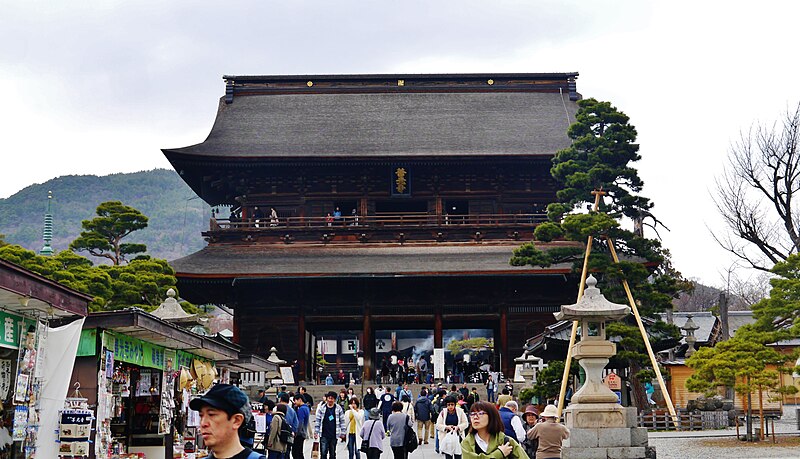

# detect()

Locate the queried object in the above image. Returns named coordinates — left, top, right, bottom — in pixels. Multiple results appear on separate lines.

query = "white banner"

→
left=317, top=340, right=337, bottom=355
left=35, top=318, right=85, bottom=459
left=342, top=339, right=359, bottom=354
left=433, top=348, right=445, bottom=380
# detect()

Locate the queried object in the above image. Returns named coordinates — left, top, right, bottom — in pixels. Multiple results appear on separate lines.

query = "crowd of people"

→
left=187, top=382, right=570, bottom=459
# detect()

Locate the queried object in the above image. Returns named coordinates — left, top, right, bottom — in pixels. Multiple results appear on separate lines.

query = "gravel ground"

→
left=648, top=405, right=800, bottom=459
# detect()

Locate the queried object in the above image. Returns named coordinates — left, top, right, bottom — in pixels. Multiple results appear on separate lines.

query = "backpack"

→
left=246, top=450, right=267, bottom=459
left=431, top=398, right=442, bottom=418
left=403, top=415, right=418, bottom=453
left=264, top=413, right=274, bottom=437
left=278, top=415, right=295, bottom=445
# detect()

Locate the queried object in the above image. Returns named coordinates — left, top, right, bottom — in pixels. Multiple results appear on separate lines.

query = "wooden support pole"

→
left=606, top=239, right=679, bottom=427
left=557, top=190, right=604, bottom=417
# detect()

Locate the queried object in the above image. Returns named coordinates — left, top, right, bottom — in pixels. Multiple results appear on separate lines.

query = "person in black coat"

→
left=379, top=391, right=396, bottom=429
left=363, top=387, right=378, bottom=410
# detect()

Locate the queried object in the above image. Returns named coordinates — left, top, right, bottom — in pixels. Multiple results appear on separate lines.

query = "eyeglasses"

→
left=470, top=411, right=487, bottom=418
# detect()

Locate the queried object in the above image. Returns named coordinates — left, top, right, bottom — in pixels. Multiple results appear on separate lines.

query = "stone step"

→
left=248, top=382, right=522, bottom=407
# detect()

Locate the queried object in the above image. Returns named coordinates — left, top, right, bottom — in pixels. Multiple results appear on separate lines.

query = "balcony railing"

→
left=213, top=213, right=547, bottom=230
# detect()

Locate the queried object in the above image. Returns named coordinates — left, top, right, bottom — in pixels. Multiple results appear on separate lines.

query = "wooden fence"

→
left=637, top=410, right=729, bottom=430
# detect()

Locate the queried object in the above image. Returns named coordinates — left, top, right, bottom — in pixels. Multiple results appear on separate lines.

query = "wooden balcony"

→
left=204, top=213, right=547, bottom=244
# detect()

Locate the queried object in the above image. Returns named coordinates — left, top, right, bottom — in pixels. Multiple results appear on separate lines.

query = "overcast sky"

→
left=2, top=0, right=798, bottom=287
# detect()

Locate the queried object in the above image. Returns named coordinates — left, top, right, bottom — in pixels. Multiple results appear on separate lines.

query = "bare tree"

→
left=712, top=103, right=800, bottom=272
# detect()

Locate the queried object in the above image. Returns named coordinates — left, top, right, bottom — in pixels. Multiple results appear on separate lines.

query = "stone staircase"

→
left=250, top=382, right=521, bottom=407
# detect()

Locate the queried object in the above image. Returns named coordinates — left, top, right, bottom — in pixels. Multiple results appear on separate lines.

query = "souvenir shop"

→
left=0, top=259, right=91, bottom=459
left=66, top=309, right=241, bottom=459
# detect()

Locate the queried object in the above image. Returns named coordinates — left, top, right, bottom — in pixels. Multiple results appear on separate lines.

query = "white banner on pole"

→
left=433, top=348, right=445, bottom=380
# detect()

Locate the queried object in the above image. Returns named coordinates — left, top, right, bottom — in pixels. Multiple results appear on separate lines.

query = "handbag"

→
left=311, top=440, right=320, bottom=459
left=404, top=414, right=418, bottom=453
left=360, top=420, right=377, bottom=453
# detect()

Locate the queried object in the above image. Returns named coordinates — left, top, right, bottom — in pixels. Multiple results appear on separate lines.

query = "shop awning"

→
left=0, top=259, right=90, bottom=318
left=80, top=308, right=241, bottom=362
left=218, top=353, right=279, bottom=373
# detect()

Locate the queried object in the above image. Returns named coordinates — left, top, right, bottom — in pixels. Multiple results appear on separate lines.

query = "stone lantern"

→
left=557, top=275, right=651, bottom=459
left=555, top=275, right=629, bottom=409
left=682, top=314, right=699, bottom=357
left=264, top=347, right=287, bottom=395
left=514, top=351, right=546, bottom=385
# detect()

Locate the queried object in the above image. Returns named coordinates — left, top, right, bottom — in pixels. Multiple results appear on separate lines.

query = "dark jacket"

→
left=363, top=392, right=378, bottom=410
left=414, top=395, right=433, bottom=421
left=499, top=407, right=518, bottom=441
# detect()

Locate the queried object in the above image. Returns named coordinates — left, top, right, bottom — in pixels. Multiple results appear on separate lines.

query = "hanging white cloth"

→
left=34, top=318, right=85, bottom=459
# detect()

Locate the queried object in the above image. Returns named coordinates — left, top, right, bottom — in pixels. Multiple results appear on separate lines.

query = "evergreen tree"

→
left=70, top=201, right=148, bottom=265
left=0, top=244, right=112, bottom=311
left=511, top=98, right=689, bottom=410
left=686, top=327, right=797, bottom=440
left=749, top=254, right=800, bottom=336
left=0, top=201, right=187, bottom=312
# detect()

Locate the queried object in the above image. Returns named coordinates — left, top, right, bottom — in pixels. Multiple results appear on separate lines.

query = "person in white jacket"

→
left=344, top=397, right=364, bottom=459
left=435, top=396, right=469, bottom=459
left=399, top=395, right=415, bottom=422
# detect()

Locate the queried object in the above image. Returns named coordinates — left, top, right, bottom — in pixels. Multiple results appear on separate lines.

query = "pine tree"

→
left=511, top=98, right=689, bottom=410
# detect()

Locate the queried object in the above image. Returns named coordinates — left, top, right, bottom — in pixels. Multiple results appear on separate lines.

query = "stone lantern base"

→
left=562, top=405, right=654, bottom=459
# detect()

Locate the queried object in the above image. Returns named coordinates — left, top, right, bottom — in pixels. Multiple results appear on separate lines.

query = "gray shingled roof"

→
left=727, top=310, right=754, bottom=335
left=167, top=91, right=577, bottom=158
left=660, top=312, right=718, bottom=343
left=170, top=243, right=574, bottom=277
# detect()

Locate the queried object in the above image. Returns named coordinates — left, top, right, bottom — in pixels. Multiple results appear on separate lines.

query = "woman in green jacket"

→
left=461, top=402, right=529, bottom=459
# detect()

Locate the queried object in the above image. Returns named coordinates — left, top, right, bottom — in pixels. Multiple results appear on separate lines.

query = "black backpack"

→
left=278, top=416, right=294, bottom=445
left=404, top=415, right=418, bottom=453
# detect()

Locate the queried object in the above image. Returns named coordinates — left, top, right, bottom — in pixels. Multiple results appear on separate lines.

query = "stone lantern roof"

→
left=150, top=288, right=198, bottom=326
left=554, top=275, right=630, bottom=322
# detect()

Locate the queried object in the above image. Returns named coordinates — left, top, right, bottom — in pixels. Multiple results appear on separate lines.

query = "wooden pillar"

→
left=298, top=308, right=306, bottom=381
left=232, top=307, right=241, bottom=345
left=434, top=309, right=443, bottom=348
left=499, top=305, right=509, bottom=376
left=362, top=306, right=373, bottom=380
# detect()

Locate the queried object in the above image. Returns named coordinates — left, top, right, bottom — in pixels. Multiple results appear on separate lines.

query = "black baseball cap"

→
left=190, top=384, right=250, bottom=419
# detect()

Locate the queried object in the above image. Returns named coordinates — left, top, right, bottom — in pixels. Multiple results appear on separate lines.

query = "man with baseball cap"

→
left=190, top=383, right=265, bottom=459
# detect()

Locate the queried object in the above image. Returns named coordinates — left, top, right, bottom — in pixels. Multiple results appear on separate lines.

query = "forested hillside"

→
left=0, top=169, right=208, bottom=262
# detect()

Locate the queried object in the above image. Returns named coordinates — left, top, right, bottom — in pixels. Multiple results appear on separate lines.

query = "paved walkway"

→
left=294, top=406, right=800, bottom=459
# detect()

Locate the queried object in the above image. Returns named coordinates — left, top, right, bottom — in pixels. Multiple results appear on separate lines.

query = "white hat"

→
left=541, top=404, right=559, bottom=418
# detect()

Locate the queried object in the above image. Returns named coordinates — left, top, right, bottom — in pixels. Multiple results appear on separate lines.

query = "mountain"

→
left=0, top=169, right=209, bottom=262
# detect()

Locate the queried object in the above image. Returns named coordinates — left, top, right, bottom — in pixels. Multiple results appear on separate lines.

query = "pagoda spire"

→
left=39, top=191, right=54, bottom=256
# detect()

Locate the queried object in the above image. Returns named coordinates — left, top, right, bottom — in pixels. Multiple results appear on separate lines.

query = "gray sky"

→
left=3, top=0, right=799, bottom=287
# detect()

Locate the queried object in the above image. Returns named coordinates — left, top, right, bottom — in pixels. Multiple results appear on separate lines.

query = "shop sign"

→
left=0, top=360, right=11, bottom=399
left=176, top=350, right=195, bottom=370
left=604, top=373, right=622, bottom=390
left=0, top=311, right=33, bottom=350
left=77, top=329, right=97, bottom=356
left=112, top=333, right=167, bottom=370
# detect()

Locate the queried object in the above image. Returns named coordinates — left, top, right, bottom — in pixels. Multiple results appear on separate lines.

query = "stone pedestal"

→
left=554, top=276, right=654, bottom=458
left=562, top=407, right=654, bottom=459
